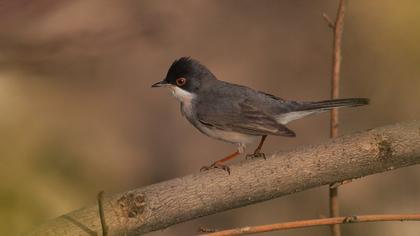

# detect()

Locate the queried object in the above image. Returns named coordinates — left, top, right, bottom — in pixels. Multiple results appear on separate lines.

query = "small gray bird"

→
left=152, top=57, right=369, bottom=174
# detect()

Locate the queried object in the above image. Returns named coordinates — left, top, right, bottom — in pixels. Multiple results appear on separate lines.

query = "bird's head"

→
left=152, top=57, right=216, bottom=99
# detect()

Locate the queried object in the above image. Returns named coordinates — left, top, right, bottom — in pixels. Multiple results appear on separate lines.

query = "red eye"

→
left=176, top=77, right=187, bottom=86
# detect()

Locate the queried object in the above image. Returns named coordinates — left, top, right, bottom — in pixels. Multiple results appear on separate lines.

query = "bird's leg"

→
left=200, top=150, right=240, bottom=174
left=246, top=135, right=267, bottom=159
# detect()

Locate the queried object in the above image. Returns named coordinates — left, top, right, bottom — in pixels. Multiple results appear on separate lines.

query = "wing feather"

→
left=197, top=99, right=296, bottom=137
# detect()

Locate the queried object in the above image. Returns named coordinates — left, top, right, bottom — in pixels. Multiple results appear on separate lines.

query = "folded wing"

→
left=196, top=99, right=296, bottom=137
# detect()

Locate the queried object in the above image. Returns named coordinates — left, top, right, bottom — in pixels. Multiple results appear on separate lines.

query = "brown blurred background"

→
left=1, top=0, right=420, bottom=235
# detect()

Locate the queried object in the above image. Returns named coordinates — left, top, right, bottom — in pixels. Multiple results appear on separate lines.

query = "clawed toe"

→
left=199, top=166, right=210, bottom=172
left=200, top=162, right=231, bottom=174
left=246, top=150, right=266, bottom=160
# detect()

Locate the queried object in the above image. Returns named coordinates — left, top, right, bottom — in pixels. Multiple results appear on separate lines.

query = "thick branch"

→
left=27, top=121, right=420, bottom=236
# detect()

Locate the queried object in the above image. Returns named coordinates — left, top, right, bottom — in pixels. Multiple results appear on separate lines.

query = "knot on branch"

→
left=117, top=192, right=146, bottom=218
left=198, top=227, right=217, bottom=233
left=375, top=135, right=393, bottom=159
left=343, top=215, right=358, bottom=223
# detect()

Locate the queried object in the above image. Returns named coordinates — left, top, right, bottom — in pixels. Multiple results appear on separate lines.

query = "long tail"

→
left=295, top=98, right=370, bottom=111
left=276, top=98, right=369, bottom=124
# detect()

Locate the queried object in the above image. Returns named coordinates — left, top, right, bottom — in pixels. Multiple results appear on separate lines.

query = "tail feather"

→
left=296, top=98, right=370, bottom=111
left=276, top=98, right=369, bottom=124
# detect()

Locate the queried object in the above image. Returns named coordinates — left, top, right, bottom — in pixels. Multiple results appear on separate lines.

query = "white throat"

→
left=169, top=86, right=196, bottom=116
left=169, top=86, right=195, bottom=103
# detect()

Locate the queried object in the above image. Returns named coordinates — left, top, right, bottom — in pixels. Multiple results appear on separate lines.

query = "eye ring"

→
left=175, top=77, right=187, bottom=86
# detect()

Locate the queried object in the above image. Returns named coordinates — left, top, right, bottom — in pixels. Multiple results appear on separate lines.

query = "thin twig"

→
left=326, top=1, right=347, bottom=236
left=198, top=214, right=420, bottom=236
left=329, top=187, right=340, bottom=235
left=329, top=0, right=346, bottom=137
left=322, top=13, right=335, bottom=28
left=97, top=191, right=109, bottom=236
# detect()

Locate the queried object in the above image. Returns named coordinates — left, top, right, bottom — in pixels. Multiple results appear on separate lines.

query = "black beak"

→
left=151, top=80, right=169, bottom=88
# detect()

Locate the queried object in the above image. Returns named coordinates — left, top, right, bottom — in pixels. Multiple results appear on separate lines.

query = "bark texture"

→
left=27, top=121, right=420, bottom=236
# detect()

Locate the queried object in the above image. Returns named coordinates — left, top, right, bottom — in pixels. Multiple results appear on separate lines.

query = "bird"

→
left=152, top=57, right=369, bottom=174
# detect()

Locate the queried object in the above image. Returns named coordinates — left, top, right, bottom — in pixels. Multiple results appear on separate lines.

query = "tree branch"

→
left=97, top=191, right=108, bottom=236
left=27, top=121, right=420, bottom=236
left=326, top=1, right=347, bottom=235
left=199, top=214, right=420, bottom=236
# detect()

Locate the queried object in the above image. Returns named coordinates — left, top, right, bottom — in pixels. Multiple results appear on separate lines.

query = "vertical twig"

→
left=324, top=1, right=347, bottom=236
left=329, top=186, right=340, bottom=236
left=97, top=191, right=109, bottom=236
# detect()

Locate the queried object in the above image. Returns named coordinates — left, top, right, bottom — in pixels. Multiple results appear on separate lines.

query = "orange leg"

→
left=246, top=135, right=267, bottom=159
left=200, top=150, right=240, bottom=174
left=216, top=150, right=240, bottom=163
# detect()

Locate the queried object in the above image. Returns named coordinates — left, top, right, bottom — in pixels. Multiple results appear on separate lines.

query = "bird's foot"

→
left=200, top=162, right=231, bottom=175
left=246, top=149, right=266, bottom=160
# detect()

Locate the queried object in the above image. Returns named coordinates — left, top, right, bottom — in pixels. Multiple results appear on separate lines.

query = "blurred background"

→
left=1, top=0, right=420, bottom=235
